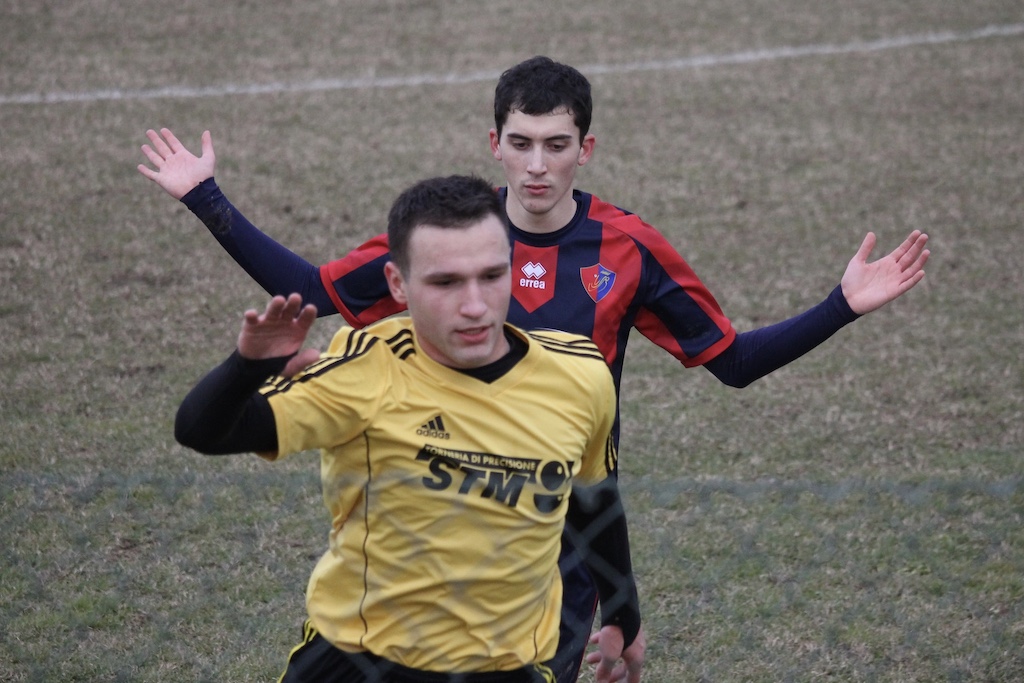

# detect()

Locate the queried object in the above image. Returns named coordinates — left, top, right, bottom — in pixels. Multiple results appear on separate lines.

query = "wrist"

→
left=600, top=585, right=642, bottom=649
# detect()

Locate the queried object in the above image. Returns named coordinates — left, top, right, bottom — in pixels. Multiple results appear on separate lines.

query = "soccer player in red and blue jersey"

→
left=139, top=56, right=929, bottom=683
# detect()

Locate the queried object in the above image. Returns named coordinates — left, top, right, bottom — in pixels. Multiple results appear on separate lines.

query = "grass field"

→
left=2, top=1, right=1023, bottom=681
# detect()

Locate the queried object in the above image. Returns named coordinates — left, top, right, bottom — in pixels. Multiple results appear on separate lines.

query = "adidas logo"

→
left=416, top=415, right=450, bottom=440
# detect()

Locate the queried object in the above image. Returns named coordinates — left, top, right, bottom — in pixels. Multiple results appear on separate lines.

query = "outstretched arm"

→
left=841, top=230, right=929, bottom=315
left=704, top=231, right=930, bottom=387
left=137, top=128, right=339, bottom=316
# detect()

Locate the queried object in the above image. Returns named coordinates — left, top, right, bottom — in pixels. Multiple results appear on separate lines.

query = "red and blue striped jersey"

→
left=320, top=188, right=736, bottom=392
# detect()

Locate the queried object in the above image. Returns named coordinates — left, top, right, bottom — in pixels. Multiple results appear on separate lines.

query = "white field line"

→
left=2, top=22, right=1022, bottom=105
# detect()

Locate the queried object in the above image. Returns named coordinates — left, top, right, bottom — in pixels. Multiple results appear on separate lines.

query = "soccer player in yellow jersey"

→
left=174, top=175, right=644, bottom=683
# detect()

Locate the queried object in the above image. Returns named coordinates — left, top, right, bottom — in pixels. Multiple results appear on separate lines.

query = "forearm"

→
left=174, top=350, right=285, bottom=454
left=566, top=479, right=642, bottom=647
left=180, top=179, right=338, bottom=316
left=704, top=284, right=860, bottom=387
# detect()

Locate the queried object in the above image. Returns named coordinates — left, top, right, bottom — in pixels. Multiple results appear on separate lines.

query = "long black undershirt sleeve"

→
left=565, top=478, right=642, bottom=648
left=704, top=284, right=861, bottom=388
left=180, top=179, right=339, bottom=316
left=174, top=350, right=289, bottom=455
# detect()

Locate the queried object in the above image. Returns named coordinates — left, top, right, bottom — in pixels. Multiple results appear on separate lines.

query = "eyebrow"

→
left=506, top=132, right=575, bottom=142
left=423, top=262, right=510, bottom=280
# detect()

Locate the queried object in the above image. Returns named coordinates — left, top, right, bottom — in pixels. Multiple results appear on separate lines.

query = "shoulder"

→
left=583, top=191, right=677, bottom=246
left=522, top=328, right=616, bottom=418
left=310, top=319, right=414, bottom=375
left=526, top=328, right=604, bottom=359
left=524, top=329, right=611, bottom=385
left=360, top=317, right=417, bottom=358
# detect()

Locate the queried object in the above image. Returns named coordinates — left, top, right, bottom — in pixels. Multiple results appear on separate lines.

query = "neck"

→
left=506, top=193, right=577, bottom=235
left=457, top=329, right=526, bottom=383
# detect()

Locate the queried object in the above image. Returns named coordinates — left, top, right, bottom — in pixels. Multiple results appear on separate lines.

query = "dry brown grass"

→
left=2, top=1, right=1023, bottom=681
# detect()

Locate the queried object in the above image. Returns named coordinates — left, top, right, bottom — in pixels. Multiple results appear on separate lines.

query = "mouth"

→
left=524, top=183, right=548, bottom=196
left=457, top=325, right=491, bottom=344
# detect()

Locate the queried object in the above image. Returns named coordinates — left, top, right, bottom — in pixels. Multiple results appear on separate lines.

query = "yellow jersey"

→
left=260, top=318, right=617, bottom=673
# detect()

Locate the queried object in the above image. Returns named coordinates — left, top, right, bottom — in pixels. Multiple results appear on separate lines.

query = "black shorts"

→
left=278, top=620, right=556, bottom=683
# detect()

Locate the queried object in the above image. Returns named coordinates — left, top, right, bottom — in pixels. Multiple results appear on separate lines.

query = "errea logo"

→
left=521, top=261, right=547, bottom=289
left=521, top=261, right=547, bottom=279
left=511, top=243, right=557, bottom=313
left=417, top=415, right=450, bottom=440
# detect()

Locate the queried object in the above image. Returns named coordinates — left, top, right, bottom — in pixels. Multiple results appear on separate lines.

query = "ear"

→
left=577, top=133, right=596, bottom=166
left=489, top=128, right=502, bottom=160
left=384, top=261, right=408, bottom=305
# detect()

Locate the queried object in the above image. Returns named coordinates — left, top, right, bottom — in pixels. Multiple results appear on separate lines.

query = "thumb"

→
left=281, top=347, right=321, bottom=378
left=201, top=130, right=215, bottom=163
left=853, top=231, right=877, bottom=264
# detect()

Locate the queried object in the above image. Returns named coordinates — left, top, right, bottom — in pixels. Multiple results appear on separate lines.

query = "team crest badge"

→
left=580, top=264, right=616, bottom=303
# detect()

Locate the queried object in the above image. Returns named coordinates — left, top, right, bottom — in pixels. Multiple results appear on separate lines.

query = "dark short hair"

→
left=387, top=175, right=505, bottom=273
left=493, top=56, right=593, bottom=141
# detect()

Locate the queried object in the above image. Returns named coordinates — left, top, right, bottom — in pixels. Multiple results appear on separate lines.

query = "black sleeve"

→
left=704, top=284, right=860, bottom=387
left=565, top=477, right=642, bottom=648
left=180, top=178, right=339, bottom=317
left=174, top=350, right=290, bottom=455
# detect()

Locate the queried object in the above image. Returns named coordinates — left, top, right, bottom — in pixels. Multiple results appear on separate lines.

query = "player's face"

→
left=490, top=109, right=595, bottom=235
left=386, top=215, right=512, bottom=369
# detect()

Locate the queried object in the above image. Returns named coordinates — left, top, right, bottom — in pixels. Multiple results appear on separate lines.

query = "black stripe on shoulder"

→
left=262, top=331, right=378, bottom=398
left=527, top=331, right=605, bottom=362
left=384, top=328, right=416, bottom=361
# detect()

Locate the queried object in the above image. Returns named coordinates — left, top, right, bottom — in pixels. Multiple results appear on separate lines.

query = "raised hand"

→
left=586, top=624, right=645, bottom=683
left=841, top=230, right=930, bottom=315
left=137, top=128, right=216, bottom=200
left=238, top=294, right=318, bottom=361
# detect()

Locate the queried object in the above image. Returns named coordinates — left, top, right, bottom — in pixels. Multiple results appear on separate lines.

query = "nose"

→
left=526, top=146, right=546, bottom=174
left=460, top=281, right=488, bottom=318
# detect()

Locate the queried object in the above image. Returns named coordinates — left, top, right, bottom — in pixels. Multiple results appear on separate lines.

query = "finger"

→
left=899, top=248, right=930, bottom=280
left=890, top=230, right=920, bottom=262
left=137, top=163, right=157, bottom=180
left=146, top=128, right=173, bottom=158
left=160, top=127, right=185, bottom=153
left=201, top=130, right=214, bottom=160
left=281, top=292, right=304, bottom=318
left=853, top=231, right=876, bottom=264
left=899, top=229, right=923, bottom=250
left=264, top=295, right=288, bottom=320
left=297, top=303, right=318, bottom=328
left=897, top=233, right=929, bottom=269
left=282, top=347, right=321, bottom=377
left=139, top=144, right=163, bottom=168
left=897, top=268, right=927, bottom=294
left=600, top=659, right=626, bottom=683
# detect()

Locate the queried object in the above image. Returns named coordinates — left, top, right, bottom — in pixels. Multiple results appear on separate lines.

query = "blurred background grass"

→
left=2, top=1, right=1022, bottom=681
